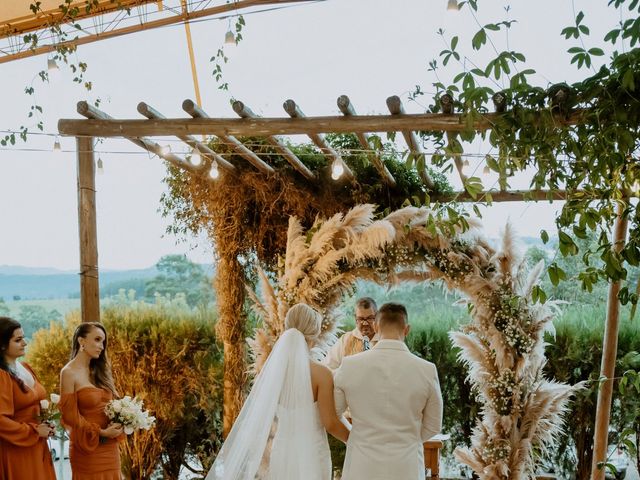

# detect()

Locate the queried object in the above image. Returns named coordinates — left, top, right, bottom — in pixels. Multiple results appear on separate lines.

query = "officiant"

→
left=324, top=297, right=380, bottom=370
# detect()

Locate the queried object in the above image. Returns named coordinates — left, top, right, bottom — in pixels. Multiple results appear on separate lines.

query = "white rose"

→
left=124, top=426, right=134, bottom=435
left=40, top=399, right=50, bottom=410
left=50, top=393, right=60, bottom=405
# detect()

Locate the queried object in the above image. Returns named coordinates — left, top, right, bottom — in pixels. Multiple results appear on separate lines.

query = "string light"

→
left=159, top=144, right=171, bottom=156
left=53, top=137, right=61, bottom=152
left=632, top=181, right=640, bottom=195
left=189, top=147, right=202, bottom=166
left=447, top=0, right=460, bottom=11
left=224, top=29, right=236, bottom=45
left=96, top=157, right=104, bottom=174
left=47, top=57, right=59, bottom=79
left=209, top=161, right=220, bottom=179
left=463, top=159, right=470, bottom=167
left=483, top=165, right=491, bottom=175
left=331, top=159, right=344, bottom=180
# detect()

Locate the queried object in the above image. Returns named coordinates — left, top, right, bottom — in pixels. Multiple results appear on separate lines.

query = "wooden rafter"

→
left=137, top=102, right=236, bottom=175
left=58, top=109, right=585, bottom=138
left=182, top=99, right=275, bottom=175
left=282, top=99, right=355, bottom=181
left=232, top=100, right=315, bottom=181
left=76, top=101, right=197, bottom=173
left=386, top=95, right=435, bottom=190
left=336, top=95, right=396, bottom=187
left=0, top=0, right=319, bottom=64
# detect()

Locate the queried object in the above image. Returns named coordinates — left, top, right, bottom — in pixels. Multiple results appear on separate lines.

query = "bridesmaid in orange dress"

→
left=60, top=322, right=123, bottom=480
left=0, top=316, right=57, bottom=480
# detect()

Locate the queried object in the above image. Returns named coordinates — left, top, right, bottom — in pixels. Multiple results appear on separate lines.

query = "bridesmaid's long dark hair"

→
left=71, top=322, right=117, bottom=396
left=0, top=316, right=28, bottom=392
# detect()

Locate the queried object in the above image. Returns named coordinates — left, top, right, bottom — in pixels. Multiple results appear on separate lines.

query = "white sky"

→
left=0, top=0, right=620, bottom=270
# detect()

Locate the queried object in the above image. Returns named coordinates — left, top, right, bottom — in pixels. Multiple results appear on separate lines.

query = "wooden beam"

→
left=232, top=100, right=315, bottom=180
left=76, top=101, right=197, bottom=173
left=137, top=102, right=236, bottom=174
left=182, top=99, right=275, bottom=175
left=58, top=108, right=586, bottom=138
left=337, top=95, right=396, bottom=187
left=430, top=189, right=576, bottom=203
left=282, top=99, right=355, bottom=181
left=76, top=136, right=100, bottom=323
left=386, top=95, right=435, bottom=190
left=447, top=132, right=468, bottom=184
left=591, top=203, right=629, bottom=480
left=0, top=0, right=318, bottom=64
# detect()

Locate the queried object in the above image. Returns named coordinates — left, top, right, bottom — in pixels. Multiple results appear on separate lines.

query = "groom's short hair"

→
left=376, top=302, right=408, bottom=329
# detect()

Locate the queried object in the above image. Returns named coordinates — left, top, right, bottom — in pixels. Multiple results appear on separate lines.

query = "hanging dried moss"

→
left=160, top=134, right=452, bottom=269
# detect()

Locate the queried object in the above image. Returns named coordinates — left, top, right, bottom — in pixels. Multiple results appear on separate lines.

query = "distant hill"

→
left=0, top=264, right=214, bottom=300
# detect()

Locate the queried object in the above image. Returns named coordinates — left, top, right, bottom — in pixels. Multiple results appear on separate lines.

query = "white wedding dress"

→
left=206, top=329, right=332, bottom=480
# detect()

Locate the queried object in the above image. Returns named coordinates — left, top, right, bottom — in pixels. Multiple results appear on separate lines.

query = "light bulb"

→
left=97, top=157, right=104, bottom=175
left=225, top=30, right=236, bottom=45
left=463, top=159, right=470, bottom=167
left=190, top=147, right=202, bottom=166
left=483, top=165, right=491, bottom=175
left=159, top=144, right=171, bottom=156
left=331, top=160, right=344, bottom=180
left=209, top=161, right=220, bottom=179
left=47, top=58, right=60, bottom=80
left=53, top=139, right=61, bottom=152
left=447, top=0, right=459, bottom=11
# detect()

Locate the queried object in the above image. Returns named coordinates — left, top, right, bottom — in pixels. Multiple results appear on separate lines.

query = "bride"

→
left=206, top=303, right=350, bottom=480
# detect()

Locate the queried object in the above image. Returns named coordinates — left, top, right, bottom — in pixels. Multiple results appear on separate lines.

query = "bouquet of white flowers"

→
left=104, top=396, right=155, bottom=435
left=38, top=393, right=61, bottom=424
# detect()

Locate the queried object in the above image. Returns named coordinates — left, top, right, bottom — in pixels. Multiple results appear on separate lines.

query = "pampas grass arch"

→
left=248, top=203, right=582, bottom=480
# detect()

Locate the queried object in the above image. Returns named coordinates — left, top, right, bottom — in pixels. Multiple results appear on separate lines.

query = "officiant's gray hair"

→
left=285, top=303, right=322, bottom=342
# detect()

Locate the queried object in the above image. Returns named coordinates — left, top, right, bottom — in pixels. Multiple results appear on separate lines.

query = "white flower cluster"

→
left=105, top=396, right=156, bottom=435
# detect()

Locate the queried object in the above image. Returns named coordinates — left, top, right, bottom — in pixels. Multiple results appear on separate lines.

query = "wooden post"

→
left=214, top=247, right=247, bottom=437
left=591, top=202, right=629, bottom=480
left=76, top=136, right=100, bottom=323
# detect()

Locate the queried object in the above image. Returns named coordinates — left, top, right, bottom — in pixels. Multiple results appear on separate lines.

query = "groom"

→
left=333, top=302, right=443, bottom=480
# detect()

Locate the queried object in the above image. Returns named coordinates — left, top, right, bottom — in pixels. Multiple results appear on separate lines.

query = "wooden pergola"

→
left=59, top=96, right=625, bottom=480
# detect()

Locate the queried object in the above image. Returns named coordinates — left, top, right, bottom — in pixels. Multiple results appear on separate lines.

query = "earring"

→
left=80, top=345, right=84, bottom=351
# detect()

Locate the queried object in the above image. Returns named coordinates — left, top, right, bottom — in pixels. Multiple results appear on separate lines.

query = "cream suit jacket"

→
left=334, top=339, right=443, bottom=480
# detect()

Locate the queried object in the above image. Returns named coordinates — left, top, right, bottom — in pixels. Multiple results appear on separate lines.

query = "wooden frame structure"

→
left=0, top=0, right=318, bottom=64
left=59, top=96, right=627, bottom=479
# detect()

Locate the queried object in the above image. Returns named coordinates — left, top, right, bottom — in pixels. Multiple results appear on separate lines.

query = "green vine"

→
left=412, top=0, right=640, bottom=307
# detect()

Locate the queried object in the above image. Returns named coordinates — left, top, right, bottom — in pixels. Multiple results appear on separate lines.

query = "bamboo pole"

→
left=0, top=0, right=318, bottom=64
left=76, top=101, right=197, bottom=173
left=232, top=100, right=315, bottom=180
left=58, top=108, right=586, bottom=138
left=182, top=99, right=275, bottom=174
left=137, top=102, right=236, bottom=174
left=180, top=0, right=203, bottom=109
left=591, top=202, right=629, bottom=480
left=76, top=136, right=100, bottom=323
left=386, top=95, right=435, bottom=190
left=282, top=99, right=355, bottom=181
left=337, top=95, right=396, bottom=186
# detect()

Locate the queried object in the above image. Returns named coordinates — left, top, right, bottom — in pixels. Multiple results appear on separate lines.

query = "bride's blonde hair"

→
left=285, top=303, right=321, bottom=343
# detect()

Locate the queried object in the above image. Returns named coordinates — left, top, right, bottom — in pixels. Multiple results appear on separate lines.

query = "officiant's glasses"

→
left=355, top=315, right=376, bottom=325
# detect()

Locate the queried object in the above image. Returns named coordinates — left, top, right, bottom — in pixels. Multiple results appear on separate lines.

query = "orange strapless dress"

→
left=0, top=364, right=56, bottom=480
left=60, top=387, right=121, bottom=480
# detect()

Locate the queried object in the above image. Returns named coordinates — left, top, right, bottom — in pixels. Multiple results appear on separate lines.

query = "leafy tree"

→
left=144, top=255, right=214, bottom=308
left=16, top=304, right=62, bottom=338
left=0, top=299, right=9, bottom=316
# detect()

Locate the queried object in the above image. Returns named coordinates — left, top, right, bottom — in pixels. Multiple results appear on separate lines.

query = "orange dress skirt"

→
left=0, top=364, right=56, bottom=480
left=60, top=387, right=121, bottom=480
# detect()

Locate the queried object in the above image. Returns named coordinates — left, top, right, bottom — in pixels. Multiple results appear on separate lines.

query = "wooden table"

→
left=424, top=434, right=450, bottom=479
